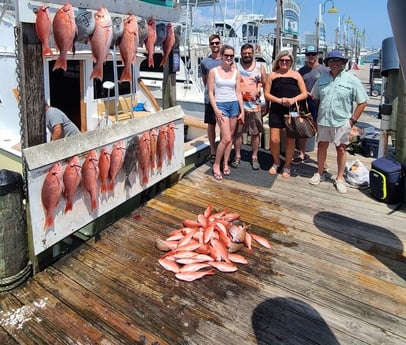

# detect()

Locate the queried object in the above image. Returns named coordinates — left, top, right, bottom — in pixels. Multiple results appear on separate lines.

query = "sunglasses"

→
left=305, top=53, right=317, bottom=56
left=279, top=59, right=292, bottom=63
left=223, top=54, right=234, bottom=58
left=328, top=58, right=344, bottom=62
left=210, top=41, right=220, bottom=46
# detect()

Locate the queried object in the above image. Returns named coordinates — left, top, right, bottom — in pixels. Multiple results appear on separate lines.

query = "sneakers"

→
left=309, top=172, right=325, bottom=185
left=251, top=158, right=260, bottom=170
left=334, top=179, right=347, bottom=194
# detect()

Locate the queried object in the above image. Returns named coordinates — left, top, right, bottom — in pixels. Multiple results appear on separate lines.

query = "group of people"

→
left=201, top=36, right=368, bottom=194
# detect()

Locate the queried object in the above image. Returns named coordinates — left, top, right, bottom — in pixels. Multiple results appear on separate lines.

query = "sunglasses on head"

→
left=210, top=41, right=220, bottom=46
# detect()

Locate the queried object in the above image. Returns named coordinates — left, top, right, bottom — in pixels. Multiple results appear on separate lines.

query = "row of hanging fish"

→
left=156, top=204, right=271, bottom=282
left=34, top=4, right=178, bottom=81
left=41, top=123, right=176, bottom=231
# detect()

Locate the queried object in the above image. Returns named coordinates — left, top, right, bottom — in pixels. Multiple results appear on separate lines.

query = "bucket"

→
left=0, top=170, right=31, bottom=291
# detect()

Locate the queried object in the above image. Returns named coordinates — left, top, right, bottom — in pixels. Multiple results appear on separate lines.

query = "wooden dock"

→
left=1, top=66, right=406, bottom=344
left=1, top=125, right=406, bottom=344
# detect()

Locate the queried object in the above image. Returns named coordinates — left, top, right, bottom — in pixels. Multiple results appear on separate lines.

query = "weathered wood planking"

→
left=0, top=144, right=406, bottom=344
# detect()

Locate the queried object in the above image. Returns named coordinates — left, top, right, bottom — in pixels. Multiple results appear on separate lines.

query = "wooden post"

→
left=162, top=55, right=177, bottom=109
left=17, top=23, right=46, bottom=148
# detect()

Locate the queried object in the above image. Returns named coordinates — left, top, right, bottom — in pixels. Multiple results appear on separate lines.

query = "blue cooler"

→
left=370, top=157, right=404, bottom=204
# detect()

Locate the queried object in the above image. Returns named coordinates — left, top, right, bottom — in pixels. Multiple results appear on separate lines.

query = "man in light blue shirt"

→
left=310, top=50, right=368, bottom=193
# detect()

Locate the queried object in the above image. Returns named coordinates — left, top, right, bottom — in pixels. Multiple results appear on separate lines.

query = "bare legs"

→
left=207, top=123, right=217, bottom=156
left=213, top=117, right=238, bottom=177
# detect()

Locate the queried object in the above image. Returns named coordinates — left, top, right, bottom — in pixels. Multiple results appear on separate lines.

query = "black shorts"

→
left=268, top=112, right=285, bottom=128
left=204, top=103, right=216, bottom=125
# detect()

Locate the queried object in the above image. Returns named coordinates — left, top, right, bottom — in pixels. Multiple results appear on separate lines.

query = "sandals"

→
left=223, top=167, right=231, bottom=176
left=212, top=169, right=223, bottom=180
left=282, top=167, right=291, bottom=179
left=230, top=157, right=241, bottom=168
left=207, top=154, right=216, bottom=165
left=269, top=164, right=280, bottom=175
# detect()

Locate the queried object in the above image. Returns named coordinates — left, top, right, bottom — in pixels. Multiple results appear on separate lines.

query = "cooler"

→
left=369, top=157, right=404, bottom=204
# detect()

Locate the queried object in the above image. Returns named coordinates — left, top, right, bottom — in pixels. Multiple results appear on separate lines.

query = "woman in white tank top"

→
left=207, top=45, right=244, bottom=180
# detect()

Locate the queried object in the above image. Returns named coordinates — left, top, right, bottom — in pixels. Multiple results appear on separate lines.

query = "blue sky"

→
left=193, top=0, right=393, bottom=50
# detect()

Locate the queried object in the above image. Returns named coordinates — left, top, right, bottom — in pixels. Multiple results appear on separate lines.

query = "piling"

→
left=0, top=169, right=31, bottom=291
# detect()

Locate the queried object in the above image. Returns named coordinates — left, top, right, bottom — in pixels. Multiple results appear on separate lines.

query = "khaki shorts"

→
left=316, top=122, right=351, bottom=146
left=234, top=110, right=264, bottom=136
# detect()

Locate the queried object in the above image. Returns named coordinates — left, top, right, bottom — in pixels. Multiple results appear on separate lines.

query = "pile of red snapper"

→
left=156, top=204, right=271, bottom=281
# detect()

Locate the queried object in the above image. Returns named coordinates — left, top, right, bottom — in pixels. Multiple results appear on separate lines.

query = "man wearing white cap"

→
left=309, top=50, right=368, bottom=193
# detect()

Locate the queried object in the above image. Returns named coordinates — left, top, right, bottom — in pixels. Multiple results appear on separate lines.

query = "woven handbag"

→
left=284, top=100, right=316, bottom=138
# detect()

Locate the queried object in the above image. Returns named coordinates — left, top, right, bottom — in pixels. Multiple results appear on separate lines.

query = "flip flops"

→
left=212, top=169, right=223, bottom=180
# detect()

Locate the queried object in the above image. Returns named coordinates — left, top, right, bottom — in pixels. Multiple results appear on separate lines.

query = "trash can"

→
left=0, top=170, right=31, bottom=291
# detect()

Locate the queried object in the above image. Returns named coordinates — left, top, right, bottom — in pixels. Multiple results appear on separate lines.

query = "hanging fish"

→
left=156, top=125, right=168, bottom=171
left=149, top=128, right=158, bottom=170
left=75, top=9, right=96, bottom=44
left=41, top=162, right=64, bottom=231
left=63, top=156, right=81, bottom=214
left=160, top=22, right=175, bottom=67
left=137, top=17, right=148, bottom=47
left=123, top=135, right=139, bottom=188
left=144, top=17, right=157, bottom=68
left=89, top=8, right=113, bottom=81
left=52, top=3, right=77, bottom=71
left=98, top=148, right=111, bottom=194
left=108, top=140, right=125, bottom=192
left=137, top=131, right=151, bottom=186
left=34, top=6, right=53, bottom=59
left=166, top=122, right=176, bottom=163
left=81, top=150, right=99, bottom=212
left=155, top=22, right=167, bottom=46
left=110, top=16, right=124, bottom=48
left=118, top=14, right=139, bottom=82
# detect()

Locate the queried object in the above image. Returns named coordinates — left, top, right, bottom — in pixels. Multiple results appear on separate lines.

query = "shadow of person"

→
left=252, top=297, right=340, bottom=345
left=314, top=211, right=406, bottom=281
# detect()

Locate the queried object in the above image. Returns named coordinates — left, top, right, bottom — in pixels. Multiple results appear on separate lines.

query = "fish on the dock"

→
left=89, top=8, right=113, bottom=81
left=41, top=162, right=64, bottom=231
left=175, top=269, right=215, bottom=282
left=123, top=135, right=139, bottom=188
left=144, top=17, right=157, bottom=68
left=52, top=3, right=77, bottom=71
left=75, top=9, right=96, bottom=44
left=137, top=131, right=151, bottom=186
left=137, top=17, right=148, bottom=47
left=63, top=156, right=81, bottom=214
left=34, top=6, right=53, bottom=59
left=98, top=148, right=111, bottom=194
left=166, top=122, right=176, bottom=163
left=111, top=16, right=124, bottom=48
left=108, top=140, right=125, bottom=192
left=118, top=14, right=139, bottom=82
left=160, top=22, right=175, bottom=67
left=81, top=150, right=99, bottom=212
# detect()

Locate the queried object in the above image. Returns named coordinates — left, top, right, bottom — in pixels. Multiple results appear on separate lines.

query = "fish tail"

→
left=142, top=174, right=149, bottom=185
left=148, top=55, right=155, bottom=68
left=160, top=56, right=168, bottom=67
left=53, top=57, right=67, bottom=71
left=91, top=197, right=98, bottom=212
left=100, top=182, right=108, bottom=193
left=108, top=180, right=115, bottom=192
left=44, top=214, right=54, bottom=230
left=42, top=46, right=53, bottom=59
left=64, top=201, right=73, bottom=214
left=119, top=67, right=132, bottom=82
left=125, top=176, right=131, bottom=188
left=90, top=66, right=103, bottom=81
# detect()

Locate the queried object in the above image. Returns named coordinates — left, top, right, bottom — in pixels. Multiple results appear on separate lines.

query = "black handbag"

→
left=284, top=100, right=316, bottom=138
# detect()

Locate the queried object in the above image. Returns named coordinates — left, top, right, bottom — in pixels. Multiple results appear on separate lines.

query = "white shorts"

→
left=316, top=122, right=351, bottom=146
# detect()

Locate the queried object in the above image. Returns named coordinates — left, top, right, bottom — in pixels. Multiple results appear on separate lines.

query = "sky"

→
left=192, top=0, right=393, bottom=50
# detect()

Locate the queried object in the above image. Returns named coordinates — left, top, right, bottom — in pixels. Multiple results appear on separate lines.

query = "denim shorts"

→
left=216, top=101, right=240, bottom=117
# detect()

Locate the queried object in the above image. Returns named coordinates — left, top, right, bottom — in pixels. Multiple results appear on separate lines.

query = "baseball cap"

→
left=305, top=46, right=318, bottom=54
left=324, top=50, right=348, bottom=63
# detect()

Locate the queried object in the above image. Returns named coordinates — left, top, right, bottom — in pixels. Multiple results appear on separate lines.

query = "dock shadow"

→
left=314, top=211, right=406, bottom=281
left=252, top=297, right=340, bottom=345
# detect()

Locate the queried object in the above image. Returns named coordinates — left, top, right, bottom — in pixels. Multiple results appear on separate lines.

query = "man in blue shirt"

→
left=310, top=50, right=368, bottom=193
